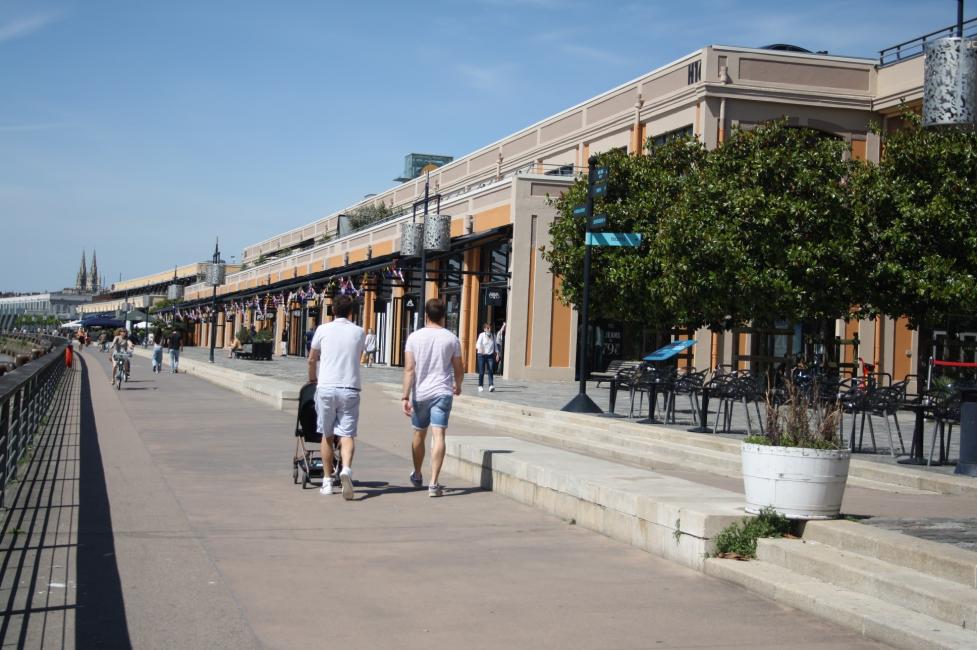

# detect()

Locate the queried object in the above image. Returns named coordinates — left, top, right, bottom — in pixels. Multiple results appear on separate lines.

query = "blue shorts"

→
left=411, top=394, right=453, bottom=430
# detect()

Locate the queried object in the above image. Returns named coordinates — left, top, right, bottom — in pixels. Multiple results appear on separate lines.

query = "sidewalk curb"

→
left=132, top=348, right=300, bottom=411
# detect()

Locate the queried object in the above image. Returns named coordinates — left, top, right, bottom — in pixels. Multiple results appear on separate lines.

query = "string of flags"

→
left=168, top=262, right=410, bottom=321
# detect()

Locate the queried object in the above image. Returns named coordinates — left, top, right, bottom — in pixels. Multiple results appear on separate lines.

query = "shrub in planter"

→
left=741, top=381, right=850, bottom=519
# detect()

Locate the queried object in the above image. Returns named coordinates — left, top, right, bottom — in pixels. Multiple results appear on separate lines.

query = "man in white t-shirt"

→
left=401, top=299, right=463, bottom=497
left=307, top=295, right=365, bottom=500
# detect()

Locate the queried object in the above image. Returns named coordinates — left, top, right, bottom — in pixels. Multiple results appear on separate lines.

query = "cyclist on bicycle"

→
left=110, top=329, right=131, bottom=384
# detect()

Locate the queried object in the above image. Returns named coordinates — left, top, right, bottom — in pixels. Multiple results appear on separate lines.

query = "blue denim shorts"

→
left=411, top=394, right=453, bottom=430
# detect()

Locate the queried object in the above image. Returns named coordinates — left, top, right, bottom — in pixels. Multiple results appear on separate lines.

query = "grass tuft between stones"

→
left=713, top=507, right=792, bottom=559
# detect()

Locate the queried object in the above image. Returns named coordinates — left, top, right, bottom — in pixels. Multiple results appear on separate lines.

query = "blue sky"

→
left=0, top=0, right=956, bottom=292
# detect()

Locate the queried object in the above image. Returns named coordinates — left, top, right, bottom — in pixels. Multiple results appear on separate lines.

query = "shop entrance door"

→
left=478, top=285, right=508, bottom=373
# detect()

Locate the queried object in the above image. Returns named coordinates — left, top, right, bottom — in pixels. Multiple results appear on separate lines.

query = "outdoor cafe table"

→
left=638, top=340, right=697, bottom=423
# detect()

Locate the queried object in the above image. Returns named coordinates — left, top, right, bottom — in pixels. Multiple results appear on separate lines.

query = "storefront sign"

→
left=485, top=288, right=504, bottom=306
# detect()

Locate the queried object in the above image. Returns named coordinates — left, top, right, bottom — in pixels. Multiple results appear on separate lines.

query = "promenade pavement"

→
left=0, top=347, right=892, bottom=649
left=159, top=347, right=976, bottom=549
left=167, top=347, right=962, bottom=474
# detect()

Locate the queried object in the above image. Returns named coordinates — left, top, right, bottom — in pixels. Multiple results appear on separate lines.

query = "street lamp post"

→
left=208, top=238, right=226, bottom=363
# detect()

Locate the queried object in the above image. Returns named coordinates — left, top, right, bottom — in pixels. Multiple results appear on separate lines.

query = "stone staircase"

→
left=705, top=521, right=977, bottom=650
left=423, top=388, right=977, bottom=496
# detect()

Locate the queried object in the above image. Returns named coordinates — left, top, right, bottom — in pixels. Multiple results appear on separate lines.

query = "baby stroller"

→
left=292, top=383, right=340, bottom=488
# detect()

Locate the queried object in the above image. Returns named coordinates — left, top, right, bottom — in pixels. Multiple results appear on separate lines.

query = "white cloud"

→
left=0, top=9, right=64, bottom=44
left=454, top=63, right=513, bottom=91
left=562, top=44, right=628, bottom=65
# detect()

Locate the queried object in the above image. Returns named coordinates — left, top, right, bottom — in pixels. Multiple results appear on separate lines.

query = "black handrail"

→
left=0, top=340, right=68, bottom=506
left=879, top=17, right=977, bottom=67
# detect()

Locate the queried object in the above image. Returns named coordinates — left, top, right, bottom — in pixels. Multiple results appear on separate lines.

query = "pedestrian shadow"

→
left=353, top=481, right=413, bottom=501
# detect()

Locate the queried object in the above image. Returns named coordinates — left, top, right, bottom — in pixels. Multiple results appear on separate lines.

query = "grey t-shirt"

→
left=405, top=326, right=461, bottom=402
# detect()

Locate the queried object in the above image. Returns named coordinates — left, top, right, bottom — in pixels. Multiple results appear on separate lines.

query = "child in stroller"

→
left=293, top=383, right=341, bottom=489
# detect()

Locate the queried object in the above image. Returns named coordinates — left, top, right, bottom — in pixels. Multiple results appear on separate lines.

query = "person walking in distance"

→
left=307, top=295, right=365, bottom=501
left=401, top=299, right=463, bottom=497
left=475, top=322, right=496, bottom=393
left=363, top=328, right=377, bottom=368
left=280, top=326, right=289, bottom=358
left=167, top=329, right=183, bottom=373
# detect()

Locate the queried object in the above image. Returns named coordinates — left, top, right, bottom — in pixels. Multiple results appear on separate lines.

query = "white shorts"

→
left=315, top=386, right=361, bottom=438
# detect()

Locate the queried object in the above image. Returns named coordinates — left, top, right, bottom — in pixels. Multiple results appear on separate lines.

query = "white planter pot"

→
left=741, top=442, right=851, bottom=520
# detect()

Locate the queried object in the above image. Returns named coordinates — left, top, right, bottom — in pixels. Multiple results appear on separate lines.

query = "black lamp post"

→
left=208, top=238, right=226, bottom=363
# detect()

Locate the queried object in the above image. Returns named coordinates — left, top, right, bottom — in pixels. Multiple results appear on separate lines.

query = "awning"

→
left=81, top=316, right=125, bottom=328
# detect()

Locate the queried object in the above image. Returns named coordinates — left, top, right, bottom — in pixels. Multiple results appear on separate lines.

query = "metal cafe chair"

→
left=664, top=370, right=705, bottom=424
left=928, top=389, right=961, bottom=466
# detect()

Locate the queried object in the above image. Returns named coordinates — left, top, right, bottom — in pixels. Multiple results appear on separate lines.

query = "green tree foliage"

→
left=660, top=121, right=861, bottom=329
left=857, top=115, right=977, bottom=328
left=543, top=141, right=706, bottom=325
left=347, top=203, right=392, bottom=230
left=545, top=122, right=863, bottom=330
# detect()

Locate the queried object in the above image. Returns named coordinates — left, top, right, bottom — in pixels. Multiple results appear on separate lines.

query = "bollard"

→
left=955, top=389, right=977, bottom=476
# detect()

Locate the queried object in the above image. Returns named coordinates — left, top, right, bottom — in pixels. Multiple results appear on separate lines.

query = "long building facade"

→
left=173, top=36, right=942, bottom=386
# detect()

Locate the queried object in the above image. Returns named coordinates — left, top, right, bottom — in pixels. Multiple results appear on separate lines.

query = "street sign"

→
left=591, top=180, right=608, bottom=198
left=592, top=166, right=609, bottom=182
left=586, top=232, right=642, bottom=247
left=588, top=213, right=608, bottom=231
left=572, top=204, right=589, bottom=219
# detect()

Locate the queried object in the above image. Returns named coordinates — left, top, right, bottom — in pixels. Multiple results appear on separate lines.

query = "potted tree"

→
left=742, top=382, right=849, bottom=519
left=250, top=328, right=274, bottom=360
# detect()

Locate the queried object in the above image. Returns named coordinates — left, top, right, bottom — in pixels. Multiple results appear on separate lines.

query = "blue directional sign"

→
left=585, top=232, right=642, bottom=247
left=588, top=213, right=608, bottom=231
left=573, top=204, right=588, bottom=218
left=591, top=181, right=608, bottom=198
left=643, top=339, right=696, bottom=362
left=592, top=166, right=609, bottom=182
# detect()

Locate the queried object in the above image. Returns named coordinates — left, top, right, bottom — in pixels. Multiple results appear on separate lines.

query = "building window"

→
left=651, top=125, right=694, bottom=148
left=545, top=164, right=575, bottom=176
left=687, top=60, right=701, bottom=85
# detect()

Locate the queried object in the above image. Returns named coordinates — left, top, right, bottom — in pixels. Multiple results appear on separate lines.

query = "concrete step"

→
left=757, top=537, right=977, bottom=629
left=443, top=435, right=746, bottom=571
left=384, top=381, right=976, bottom=496
left=451, top=404, right=744, bottom=477
left=704, top=556, right=977, bottom=650
left=803, top=520, right=977, bottom=589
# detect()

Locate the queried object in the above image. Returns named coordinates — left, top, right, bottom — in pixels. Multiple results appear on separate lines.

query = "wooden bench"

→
left=591, top=359, right=642, bottom=387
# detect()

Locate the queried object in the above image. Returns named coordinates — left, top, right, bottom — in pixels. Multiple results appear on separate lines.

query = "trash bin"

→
left=955, top=389, right=977, bottom=476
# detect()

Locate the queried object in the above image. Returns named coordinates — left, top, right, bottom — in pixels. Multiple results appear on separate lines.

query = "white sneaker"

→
left=428, top=484, right=444, bottom=498
left=489, top=385, right=495, bottom=392
left=319, top=481, right=334, bottom=495
left=339, top=468, right=354, bottom=501
left=478, top=386, right=484, bottom=392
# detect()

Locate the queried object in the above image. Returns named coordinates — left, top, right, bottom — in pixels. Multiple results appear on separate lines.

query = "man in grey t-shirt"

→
left=401, top=299, right=463, bottom=497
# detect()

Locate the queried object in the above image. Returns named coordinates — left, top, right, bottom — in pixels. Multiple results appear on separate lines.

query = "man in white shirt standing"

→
left=307, top=295, right=365, bottom=500
left=401, top=299, right=463, bottom=497
left=475, top=322, right=497, bottom=392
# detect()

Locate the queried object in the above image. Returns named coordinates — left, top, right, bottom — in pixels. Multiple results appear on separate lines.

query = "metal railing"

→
left=0, top=339, right=68, bottom=505
left=879, top=17, right=977, bottom=66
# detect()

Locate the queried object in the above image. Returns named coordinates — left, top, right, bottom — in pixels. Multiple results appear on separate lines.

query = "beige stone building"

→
left=175, top=35, right=935, bottom=384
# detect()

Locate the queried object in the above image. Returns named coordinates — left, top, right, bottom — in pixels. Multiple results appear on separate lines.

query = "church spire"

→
left=89, top=250, right=99, bottom=293
left=76, top=251, right=88, bottom=292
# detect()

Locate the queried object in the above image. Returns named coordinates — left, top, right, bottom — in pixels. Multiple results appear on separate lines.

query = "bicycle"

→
left=112, top=351, right=130, bottom=390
